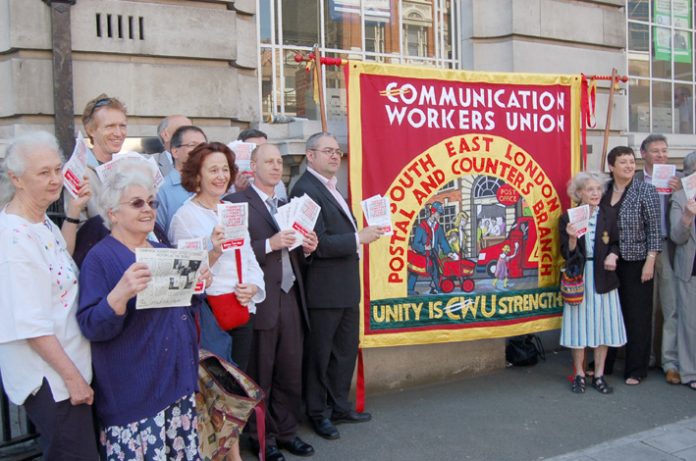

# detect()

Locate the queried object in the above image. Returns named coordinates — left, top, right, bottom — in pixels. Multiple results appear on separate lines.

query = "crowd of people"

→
left=0, top=93, right=694, bottom=461
left=0, top=94, right=384, bottom=461
left=559, top=136, right=696, bottom=395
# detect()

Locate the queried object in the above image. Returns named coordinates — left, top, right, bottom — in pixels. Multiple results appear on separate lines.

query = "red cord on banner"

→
left=294, top=53, right=346, bottom=69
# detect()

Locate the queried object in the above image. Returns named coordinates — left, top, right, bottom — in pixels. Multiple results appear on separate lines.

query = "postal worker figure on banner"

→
left=408, top=201, right=458, bottom=295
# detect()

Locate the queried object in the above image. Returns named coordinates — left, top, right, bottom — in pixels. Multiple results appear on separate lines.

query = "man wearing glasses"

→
left=156, top=125, right=207, bottom=235
left=291, top=132, right=384, bottom=441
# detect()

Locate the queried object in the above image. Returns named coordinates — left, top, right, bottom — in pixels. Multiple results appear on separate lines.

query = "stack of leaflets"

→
left=217, top=202, right=248, bottom=251
left=274, top=194, right=321, bottom=250
left=62, top=133, right=89, bottom=198
left=567, top=204, right=590, bottom=238
left=360, top=194, right=393, bottom=235
left=682, top=171, right=696, bottom=200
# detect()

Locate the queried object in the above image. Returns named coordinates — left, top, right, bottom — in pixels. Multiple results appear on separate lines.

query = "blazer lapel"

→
left=246, top=187, right=280, bottom=232
left=304, top=172, right=356, bottom=226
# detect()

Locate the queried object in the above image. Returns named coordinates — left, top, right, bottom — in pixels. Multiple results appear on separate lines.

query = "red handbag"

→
left=206, top=292, right=249, bottom=331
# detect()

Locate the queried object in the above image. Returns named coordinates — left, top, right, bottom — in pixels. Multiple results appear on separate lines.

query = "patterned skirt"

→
left=101, top=393, right=201, bottom=461
left=560, top=262, right=627, bottom=349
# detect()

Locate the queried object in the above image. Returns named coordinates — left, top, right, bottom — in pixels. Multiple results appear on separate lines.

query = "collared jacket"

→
left=559, top=204, right=620, bottom=294
left=602, top=178, right=661, bottom=261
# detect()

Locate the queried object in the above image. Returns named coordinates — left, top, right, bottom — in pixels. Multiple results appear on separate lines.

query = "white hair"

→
left=0, top=131, right=62, bottom=207
left=98, top=159, right=156, bottom=230
left=566, top=171, right=609, bottom=203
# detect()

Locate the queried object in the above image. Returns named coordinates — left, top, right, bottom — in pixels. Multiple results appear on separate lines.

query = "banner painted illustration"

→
left=346, top=62, right=582, bottom=347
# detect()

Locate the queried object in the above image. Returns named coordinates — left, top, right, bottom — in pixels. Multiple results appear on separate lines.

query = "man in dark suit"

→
left=225, top=143, right=317, bottom=461
left=290, top=132, right=384, bottom=440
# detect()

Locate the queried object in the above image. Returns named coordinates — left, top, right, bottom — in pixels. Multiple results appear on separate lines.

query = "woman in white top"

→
left=169, top=141, right=265, bottom=373
left=0, top=132, right=99, bottom=460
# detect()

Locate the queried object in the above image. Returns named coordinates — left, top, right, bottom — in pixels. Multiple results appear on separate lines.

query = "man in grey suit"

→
left=668, top=151, right=696, bottom=390
left=290, top=132, right=384, bottom=440
left=637, top=134, right=682, bottom=384
left=155, top=114, right=192, bottom=176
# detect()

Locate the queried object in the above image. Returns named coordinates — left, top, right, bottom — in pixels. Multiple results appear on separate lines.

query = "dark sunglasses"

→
left=120, top=198, right=160, bottom=210
left=87, top=97, right=113, bottom=119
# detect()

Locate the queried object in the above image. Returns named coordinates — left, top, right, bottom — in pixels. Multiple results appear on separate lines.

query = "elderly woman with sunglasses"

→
left=0, top=132, right=99, bottom=460
left=77, top=163, right=210, bottom=460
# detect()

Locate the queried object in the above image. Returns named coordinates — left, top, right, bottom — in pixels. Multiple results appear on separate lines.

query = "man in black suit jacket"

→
left=225, top=143, right=317, bottom=461
left=290, top=132, right=384, bottom=440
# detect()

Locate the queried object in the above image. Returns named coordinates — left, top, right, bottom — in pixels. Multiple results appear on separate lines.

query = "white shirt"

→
left=0, top=209, right=92, bottom=405
left=168, top=199, right=266, bottom=313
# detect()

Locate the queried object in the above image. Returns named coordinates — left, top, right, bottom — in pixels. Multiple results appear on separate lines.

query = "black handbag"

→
left=506, top=334, right=545, bottom=367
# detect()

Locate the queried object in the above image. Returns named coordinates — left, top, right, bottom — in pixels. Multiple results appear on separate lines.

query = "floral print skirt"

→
left=101, top=393, right=201, bottom=461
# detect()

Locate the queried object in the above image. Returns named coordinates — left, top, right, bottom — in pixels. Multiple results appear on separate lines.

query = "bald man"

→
left=155, top=114, right=192, bottom=176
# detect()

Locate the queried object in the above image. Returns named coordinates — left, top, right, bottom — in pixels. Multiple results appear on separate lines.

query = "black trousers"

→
left=247, top=288, right=304, bottom=446
left=228, top=314, right=255, bottom=373
left=606, top=258, right=654, bottom=379
left=23, top=379, right=99, bottom=461
left=304, top=306, right=359, bottom=421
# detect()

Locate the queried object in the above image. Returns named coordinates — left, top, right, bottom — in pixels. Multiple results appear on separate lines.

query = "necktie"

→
left=267, top=197, right=295, bottom=292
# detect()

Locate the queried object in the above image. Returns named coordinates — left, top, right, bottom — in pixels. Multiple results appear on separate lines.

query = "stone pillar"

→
left=43, top=0, right=76, bottom=156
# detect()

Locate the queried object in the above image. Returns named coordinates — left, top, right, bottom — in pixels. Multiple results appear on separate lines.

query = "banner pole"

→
left=313, top=45, right=328, bottom=131
left=600, top=68, right=618, bottom=172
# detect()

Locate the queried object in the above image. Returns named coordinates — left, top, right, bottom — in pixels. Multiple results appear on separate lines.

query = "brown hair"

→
left=81, top=93, right=127, bottom=139
left=180, top=142, right=238, bottom=193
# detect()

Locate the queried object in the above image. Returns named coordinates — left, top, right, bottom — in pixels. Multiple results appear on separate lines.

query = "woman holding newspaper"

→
left=0, top=132, right=99, bottom=460
left=168, top=141, right=265, bottom=372
left=559, top=171, right=626, bottom=394
left=77, top=165, right=212, bottom=460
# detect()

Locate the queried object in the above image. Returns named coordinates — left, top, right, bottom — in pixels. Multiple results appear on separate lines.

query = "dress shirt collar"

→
left=307, top=166, right=336, bottom=189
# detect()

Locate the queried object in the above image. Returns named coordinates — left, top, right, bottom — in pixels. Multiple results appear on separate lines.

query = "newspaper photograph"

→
left=62, top=133, right=89, bottom=199
left=135, top=248, right=207, bottom=309
left=361, top=194, right=394, bottom=235
left=567, top=204, right=590, bottom=238
left=652, top=164, right=676, bottom=194
left=218, top=202, right=248, bottom=251
left=176, top=237, right=209, bottom=294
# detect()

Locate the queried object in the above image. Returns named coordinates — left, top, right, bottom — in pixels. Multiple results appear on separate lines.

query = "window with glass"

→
left=627, top=0, right=695, bottom=134
left=259, top=0, right=460, bottom=121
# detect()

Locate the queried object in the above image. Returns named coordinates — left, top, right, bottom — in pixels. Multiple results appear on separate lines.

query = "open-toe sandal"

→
left=625, top=376, right=642, bottom=386
left=571, top=375, right=586, bottom=393
left=686, top=381, right=696, bottom=391
left=592, top=376, right=613, bottom=394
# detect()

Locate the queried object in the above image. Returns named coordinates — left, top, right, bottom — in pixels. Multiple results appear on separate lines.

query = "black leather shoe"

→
left=311, top=418, right=340, bottom=440
left=331, top=410, right=372, bottom=424
left=250, top=440, right=286, bottom=461
left=278, top=436, right=315, bottom=456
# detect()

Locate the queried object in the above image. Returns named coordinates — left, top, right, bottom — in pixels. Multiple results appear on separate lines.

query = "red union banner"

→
left=345, top=62, right=582, bottom=347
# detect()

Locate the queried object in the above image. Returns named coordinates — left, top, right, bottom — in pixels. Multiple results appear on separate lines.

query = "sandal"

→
left=592, top=376, right=613, bottom=394
left=686, top=381, right=696, bottom=391
left=571, top=375, right=586, bottom=393
left=625, top=376, right=642, bottom=386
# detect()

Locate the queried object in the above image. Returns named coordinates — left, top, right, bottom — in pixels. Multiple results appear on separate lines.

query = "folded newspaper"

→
left=62, top=133, right=89, bottom=199
left=217, top=202, right=248, bottom=251
left=96, top=151, right=164, bottom=188
left=135, top=248, right=207, bottom=309
left=361, top=194, right=393, bottom=235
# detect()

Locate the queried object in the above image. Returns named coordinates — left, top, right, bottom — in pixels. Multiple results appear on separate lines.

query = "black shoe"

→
left=311, top=418, right=340, bottom=440
left=250, top=440, right=286, bottom=461
left=278, top=436, right=315, bottom=457
left=331, top=410, right=372, bottom=424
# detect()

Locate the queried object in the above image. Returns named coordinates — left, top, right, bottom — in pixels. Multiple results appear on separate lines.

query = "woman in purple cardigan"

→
left=77, top=164, right=210, bottom=460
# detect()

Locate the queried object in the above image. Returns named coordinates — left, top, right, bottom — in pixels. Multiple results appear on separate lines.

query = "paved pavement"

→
left=240, top=347, right=696, bottom=461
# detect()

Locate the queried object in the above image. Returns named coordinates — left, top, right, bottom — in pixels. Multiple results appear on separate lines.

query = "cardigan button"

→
left=181, top=314, right=188, bottom=320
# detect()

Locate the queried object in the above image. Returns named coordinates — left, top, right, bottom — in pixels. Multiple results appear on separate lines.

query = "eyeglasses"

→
left=120, top=198, right=160, bottom=210
left=174, top=142, right=201, bottom=150
left=309, top=148, right=344, bottom=158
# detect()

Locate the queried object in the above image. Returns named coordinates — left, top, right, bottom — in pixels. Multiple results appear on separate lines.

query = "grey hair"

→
left=0, top=131, right=62, bottom=207
left=98, top=159, right=156, bottom=230
left=306, top=131, right=336, bottom=151
left=683, top=151, right=696, bottom=176
left=567, top=171, right=609, bottom=203
left=640, top=133, right=668, bottom=153
left=156, top=117, right=169, bottom=143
